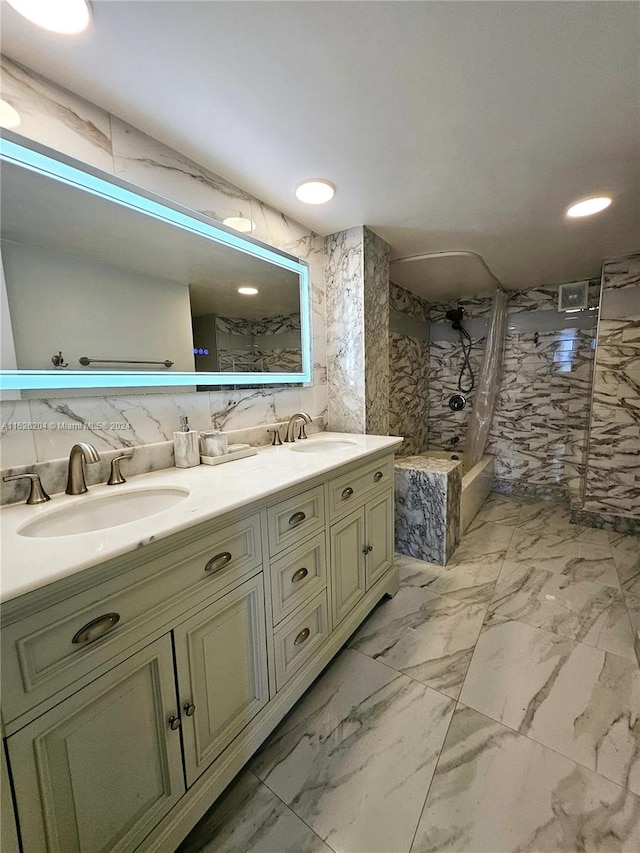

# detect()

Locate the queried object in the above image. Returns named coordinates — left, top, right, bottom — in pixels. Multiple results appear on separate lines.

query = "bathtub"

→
left=414, top=452, right=495, bottom=535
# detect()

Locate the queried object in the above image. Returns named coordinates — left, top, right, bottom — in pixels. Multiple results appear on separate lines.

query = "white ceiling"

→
left=1, top=0, right=639, bottom=300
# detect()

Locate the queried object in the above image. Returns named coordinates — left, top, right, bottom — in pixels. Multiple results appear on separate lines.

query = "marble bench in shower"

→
left=394, top=455, right=462, bottom=566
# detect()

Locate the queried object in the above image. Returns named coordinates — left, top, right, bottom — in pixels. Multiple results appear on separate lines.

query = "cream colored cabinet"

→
left=2, top=448, right=399, bottom=853
left=330, top=507, right=367, bottom=625
left=174, top=574, right=268, bottom=786
left=7, top=635, right=185, bottom=853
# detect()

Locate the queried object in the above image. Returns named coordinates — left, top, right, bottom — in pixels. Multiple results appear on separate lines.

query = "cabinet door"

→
left=174, top=574, right=269, bottom=787
left=7, top=636, right=184, bottom=853
left=365, top=490, right=394, bottom=589
left=330, top=507, right=366, bottom=626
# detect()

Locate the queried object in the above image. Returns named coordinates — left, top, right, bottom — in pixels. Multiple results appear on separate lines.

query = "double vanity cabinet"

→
left=0, top=434, right=401, bottom=852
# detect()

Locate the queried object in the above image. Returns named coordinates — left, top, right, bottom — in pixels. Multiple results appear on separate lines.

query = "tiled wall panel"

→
left=584, top=255, right=640, bottom=519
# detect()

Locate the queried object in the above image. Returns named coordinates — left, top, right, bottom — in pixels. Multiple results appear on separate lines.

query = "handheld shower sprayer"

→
left=445, top=306, right=475, bottom=392
left=445, top=307, right=465, bottom=329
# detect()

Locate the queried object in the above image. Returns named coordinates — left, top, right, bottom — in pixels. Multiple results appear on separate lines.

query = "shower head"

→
left=445, top=307, right=465, bottom=329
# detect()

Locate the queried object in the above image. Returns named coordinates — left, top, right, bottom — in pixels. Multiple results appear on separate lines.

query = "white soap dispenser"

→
left=173, top=416, right=200, bottom=468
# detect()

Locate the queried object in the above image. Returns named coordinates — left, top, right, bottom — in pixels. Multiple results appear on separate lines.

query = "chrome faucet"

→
left=284, top=412, right=312, bottom=443
left=66, top=443, right=101, bottom=495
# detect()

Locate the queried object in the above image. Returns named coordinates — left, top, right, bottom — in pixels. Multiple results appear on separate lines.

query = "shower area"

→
left=390, top=269, right=506, bottom=564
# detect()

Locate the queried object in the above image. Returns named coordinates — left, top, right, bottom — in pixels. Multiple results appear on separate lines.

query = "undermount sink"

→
left=289, top=438, right=359, bottom=454
left=18, top=487, right=190, bottom=538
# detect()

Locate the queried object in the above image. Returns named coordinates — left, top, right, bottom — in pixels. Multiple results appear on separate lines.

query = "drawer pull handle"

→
left=291, top=567, right=309, bottom=583
left=342, top=487, right=354, bottom=500
left=294, top=627, right=311, bottom=646
left=183, top=703, right=196, bottom=717
left=374, top=471, right=384, bottom=482
left=205, top=551, right=232, bottom=573
left=288, top=511, right=306, bottom=527
left=168, top=715, right=181, bottom=731
left=72, top=613, right=120, bottom=645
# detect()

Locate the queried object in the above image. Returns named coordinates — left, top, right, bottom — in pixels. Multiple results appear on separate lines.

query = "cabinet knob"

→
left=72, top=613, right=120, bottom=645
left=294, top=627, right=311, bottom=646
left=362, top=545, right=373, bottom=555
left=168, top=715, right=181, bottom=731
left=205, top=551, right=232, bottom=573
left=374, top=471, right=383, bottom=482
left=288, top=511, right=306, bottom=527
left=183, top=703, right=196, bottom=717
left=341, top=487, right=354, bottom=500
left=291, top=567, right=309, bottom=583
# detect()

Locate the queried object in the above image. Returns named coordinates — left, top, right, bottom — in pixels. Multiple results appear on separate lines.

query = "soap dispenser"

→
left=173, top=416, right=200, bottom=468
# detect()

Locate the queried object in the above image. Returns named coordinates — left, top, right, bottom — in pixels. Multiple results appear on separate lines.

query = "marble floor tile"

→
left=625, top=592, right=640, bottom=634
left=489, top=562, right=637, bottom=661
left=460, top=614, right=640, bottom=795
left=467, top=492, right=524, bottom=530
left=448, top=520, right=514, bottom=563
left=610, top=532, right=640, bottom=595
left=411, top=704, right=640, bottom=853
left=397, top=553, right=503, bottom=605
left=250, top=648, right=455, bottom=853
left=516, top=499, right=574, bottom=535
left=505, top=527, right=620, bottom=587
left=348, top=586, right=486, bottom=699
left=176, top=770, right=331, bottom=853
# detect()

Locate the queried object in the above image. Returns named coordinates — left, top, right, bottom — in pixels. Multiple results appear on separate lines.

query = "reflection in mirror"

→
left=0, top=133, right=311, bottom=392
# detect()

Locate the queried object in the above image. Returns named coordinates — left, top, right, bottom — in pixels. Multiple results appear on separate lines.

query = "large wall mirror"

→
left=0, top=132, right=311, bottom=393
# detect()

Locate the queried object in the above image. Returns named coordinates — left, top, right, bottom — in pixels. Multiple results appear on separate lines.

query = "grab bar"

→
left=79, top=357, right=174, bottom=368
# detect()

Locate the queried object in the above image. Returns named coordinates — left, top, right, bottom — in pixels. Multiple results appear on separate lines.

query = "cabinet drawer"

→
left=267, top=485, right=325, bottom=556
left=1, top=513, right=262, bottom=724
left=273, top=590, right=329, bottom=691
left=328, top=457, right=393, bottom=520
left=270, top=533, right=327, bottom=626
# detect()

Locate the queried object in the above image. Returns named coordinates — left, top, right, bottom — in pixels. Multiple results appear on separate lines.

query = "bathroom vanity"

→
left=0, top=433, right=401, bottom=852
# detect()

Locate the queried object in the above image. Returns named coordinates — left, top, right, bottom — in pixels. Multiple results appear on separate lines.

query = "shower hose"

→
left=457, top=325, right=475, bottom=393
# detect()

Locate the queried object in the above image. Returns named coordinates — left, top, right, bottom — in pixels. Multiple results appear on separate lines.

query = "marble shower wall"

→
left=389, top=282, right=429, bottom=455
left=427, top=282, right=600, bottom=501
left=0, top=57, right=327, bottom=469
left=325, top=226, right=390, bottom=434
left=583, top=254, right=640, bottom=521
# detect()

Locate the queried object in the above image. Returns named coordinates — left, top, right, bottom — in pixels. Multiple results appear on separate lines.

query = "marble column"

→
left=325, top=226, right=389, bottom=434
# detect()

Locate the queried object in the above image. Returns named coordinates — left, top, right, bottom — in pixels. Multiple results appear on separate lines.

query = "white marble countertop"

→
left=0, top=433, right=402, bottom=603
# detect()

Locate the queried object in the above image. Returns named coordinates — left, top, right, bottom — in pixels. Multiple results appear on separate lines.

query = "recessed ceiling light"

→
left=0, top=99, right=21, bottom=128
left=223, top=216, right=254, bottom=233
left=237, top=286, right=259, bottom=296
left=566, top=196, right=612, bottom=218
left=6, top=0, right=91, bottom=34
left=295, top=180, right=335, bottom=205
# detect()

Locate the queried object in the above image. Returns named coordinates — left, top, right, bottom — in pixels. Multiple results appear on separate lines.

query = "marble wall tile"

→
left=111, top=117, right=252, bottom=222
left=389, top=282, right=429, bottom=455
left=425, top=281, right=600, bottom=502
left=389, top=281, right=429, bottom=320
left=0, top=57, right=113, bottom=171
left=584, top=256, right=640, bottom=521
left=363, top=228, right=390, bottom=435
left=389, top=333, right=429, bottom=454
left=325, top=227, right=366, bottom=433
left=394, top=457, right=461, bottom=565
left=412, top=704, right=640, bottom=853
left=0, top=399, right=37, bottom=469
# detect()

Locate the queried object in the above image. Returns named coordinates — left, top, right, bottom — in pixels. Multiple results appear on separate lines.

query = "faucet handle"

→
left=3, top=473, right=51, bottom=505
left=107, top=453, right=133, bottom=486
left=267, top=428, right=283, bottom=447
left=297, top=422, right=308, bottom=440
